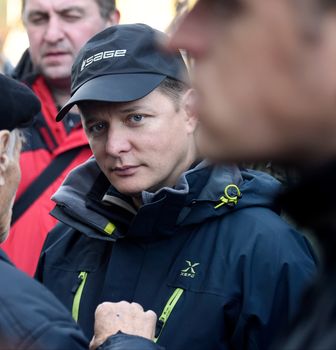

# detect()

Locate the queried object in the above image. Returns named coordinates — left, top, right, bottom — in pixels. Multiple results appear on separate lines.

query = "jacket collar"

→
left=0, top=249, right=13, bottom=265
left=52, top=157, right=280, bottom=240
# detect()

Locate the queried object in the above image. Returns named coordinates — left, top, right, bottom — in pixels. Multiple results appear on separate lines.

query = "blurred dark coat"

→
left=275, top=161, right=336, bottom=349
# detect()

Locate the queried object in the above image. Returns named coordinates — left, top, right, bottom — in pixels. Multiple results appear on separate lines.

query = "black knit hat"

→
left=0, top=74, right=40, bottom=131
left=56, top=23, right=189, bottom=121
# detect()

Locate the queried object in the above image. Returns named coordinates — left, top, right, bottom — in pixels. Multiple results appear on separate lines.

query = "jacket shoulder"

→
left=226, top=206, right=314, bottom=255
left=0, top=255, right=88, bottom=349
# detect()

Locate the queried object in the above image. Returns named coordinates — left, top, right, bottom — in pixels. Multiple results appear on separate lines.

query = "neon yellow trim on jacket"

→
left=154, top=288, right=184, bottom=343
left=104, top=222, right=116, bottom=235
left=72, top=271, right=88, bottom=322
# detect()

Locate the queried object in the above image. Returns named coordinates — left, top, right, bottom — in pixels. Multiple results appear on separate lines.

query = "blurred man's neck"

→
left=45, top=77, right=71, bottom=107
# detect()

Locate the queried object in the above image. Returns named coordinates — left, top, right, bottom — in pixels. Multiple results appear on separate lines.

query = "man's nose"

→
left=105, top=128, right=132, bottom=156
left=44, top=16, right=64, bottom=43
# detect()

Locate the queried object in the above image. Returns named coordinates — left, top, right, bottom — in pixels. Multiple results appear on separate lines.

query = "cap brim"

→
left=56, top=73, right=166, bottom=121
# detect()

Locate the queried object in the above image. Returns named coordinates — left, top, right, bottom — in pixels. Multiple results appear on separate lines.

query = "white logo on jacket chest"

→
left=180, top=260, right=200, bottom=278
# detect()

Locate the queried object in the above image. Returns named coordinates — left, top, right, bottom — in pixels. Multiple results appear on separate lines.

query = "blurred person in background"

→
left=0, top=73, right=158, bottom=350
left=0, top=54, right=13, bottom=75
left=36, top=23, right=316, bottom=350
left=1, top=0, right=120, bottom=276
left=167, top=0, right=336, bottom=348
left=0, top=34, right=13, bottom=76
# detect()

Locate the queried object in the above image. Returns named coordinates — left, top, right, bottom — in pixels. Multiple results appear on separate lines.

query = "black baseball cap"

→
left=56, top=23, right=189, bottom=121
left=0, top=74, right=40, bottom=131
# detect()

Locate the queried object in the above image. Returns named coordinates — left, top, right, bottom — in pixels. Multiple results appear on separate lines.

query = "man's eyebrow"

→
left=26, top=6, right=84, bottom=19
left=26, top=10, right=48, bottom=18
left=118, top=105, right=153, bottom=114
left=81, top=114, right=97, bottom=123
left=57, top=6, right=86, bottom=15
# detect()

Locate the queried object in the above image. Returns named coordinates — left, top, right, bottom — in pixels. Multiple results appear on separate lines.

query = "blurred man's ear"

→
left=182, top=89, right=199, bottom=133
left=106, top=9, right=121, bottom=27
left=0, top=130, right=10, bottom=186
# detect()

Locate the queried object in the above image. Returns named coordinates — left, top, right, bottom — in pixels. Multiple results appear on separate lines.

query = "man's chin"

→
left=198, top=136, right=278, bottom=164
left=42, top=67, right=72, bottom=83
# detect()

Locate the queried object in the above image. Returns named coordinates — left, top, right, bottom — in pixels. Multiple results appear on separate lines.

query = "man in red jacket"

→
left=1, top=0, right=120, bottom=275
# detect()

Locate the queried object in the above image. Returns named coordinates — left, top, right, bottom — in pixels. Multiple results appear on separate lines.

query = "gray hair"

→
left=6, top=129, right=22, bottom=160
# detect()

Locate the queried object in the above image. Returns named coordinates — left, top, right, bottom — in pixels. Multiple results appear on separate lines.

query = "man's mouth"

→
left=112, top=165, right=141, bottom=176
left=43, top=51, right=69, bottom=58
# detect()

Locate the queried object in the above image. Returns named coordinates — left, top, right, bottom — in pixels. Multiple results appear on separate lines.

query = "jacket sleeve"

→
left=229, top=219, right=317, bottom=350
left=99, top=333, right=165, bottom=350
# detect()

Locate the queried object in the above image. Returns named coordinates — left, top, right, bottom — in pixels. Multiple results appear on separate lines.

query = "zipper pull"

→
left=154, top=288, right=184, bottom=343
left=72, top=271, right=88, bottom=322
left=214, top=184, right=242, bottom=209
left=71, top=271, right=86, bottom=294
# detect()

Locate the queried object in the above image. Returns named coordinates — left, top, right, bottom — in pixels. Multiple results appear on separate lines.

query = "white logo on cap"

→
left=80, top=49, right=127, bottom=71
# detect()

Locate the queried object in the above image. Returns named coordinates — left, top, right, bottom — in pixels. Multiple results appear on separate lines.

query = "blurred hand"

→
left=90, top=301, right=157, bottom=350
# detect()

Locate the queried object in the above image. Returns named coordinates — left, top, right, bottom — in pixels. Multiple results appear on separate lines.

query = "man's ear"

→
left=181, top=88, right=199, bottom=133
left=106, top=9, right=121, bottom=27
left=0, top=130, right=10, bottom=186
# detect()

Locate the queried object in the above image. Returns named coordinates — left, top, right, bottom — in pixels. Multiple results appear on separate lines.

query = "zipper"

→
left=154, top=288, right=184, bottom=343
left=72, top=271, right=88, bottom=322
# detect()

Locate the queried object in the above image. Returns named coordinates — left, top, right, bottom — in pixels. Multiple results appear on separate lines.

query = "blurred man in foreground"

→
left=167, top=0, right=336, bottom=348
left=0, top=73, right=157, bottom=350
left=168, top=0, right=336, bottom=164
left=1, top=0, right=120, bottom=276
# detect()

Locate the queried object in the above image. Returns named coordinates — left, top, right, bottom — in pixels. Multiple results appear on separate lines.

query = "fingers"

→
left=92, top=301, right=157, bottom=349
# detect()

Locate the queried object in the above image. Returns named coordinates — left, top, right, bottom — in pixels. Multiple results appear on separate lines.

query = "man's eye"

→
left=62, top=12, right=82, bottom=22
left=28, top=15, right=48, bottom=25
left=88, top=122, right=106, bottom=134
left=128, top=115, right=145, bottom=124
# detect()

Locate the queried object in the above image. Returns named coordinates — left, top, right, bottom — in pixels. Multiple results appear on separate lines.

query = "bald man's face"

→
left=170, top=0, right=336, bottom=163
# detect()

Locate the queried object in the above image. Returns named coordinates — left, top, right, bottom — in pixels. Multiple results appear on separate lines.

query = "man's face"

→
left=0, top=132, right=22, bottom=243
left=169, top=0, right=336, bottom=162
left=23, top=0, right=118, bottom=82
left=80, top=89, right=197, bottom=197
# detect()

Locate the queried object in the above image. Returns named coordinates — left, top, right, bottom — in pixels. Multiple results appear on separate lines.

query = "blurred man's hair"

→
left=21, top=0, right=116, bottom=19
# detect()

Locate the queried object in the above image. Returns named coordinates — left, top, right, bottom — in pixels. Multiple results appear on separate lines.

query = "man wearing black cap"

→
left=0, top=73, right=157, bottom=350
left=36, top=23, right=316, bottom=350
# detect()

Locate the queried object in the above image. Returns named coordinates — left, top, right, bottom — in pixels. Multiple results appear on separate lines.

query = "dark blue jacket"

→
left=0, top=248, right=88, bottom=349
left=36, top=159, right=317, bottom=350
left=0, top=249, right=156, bottom=350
